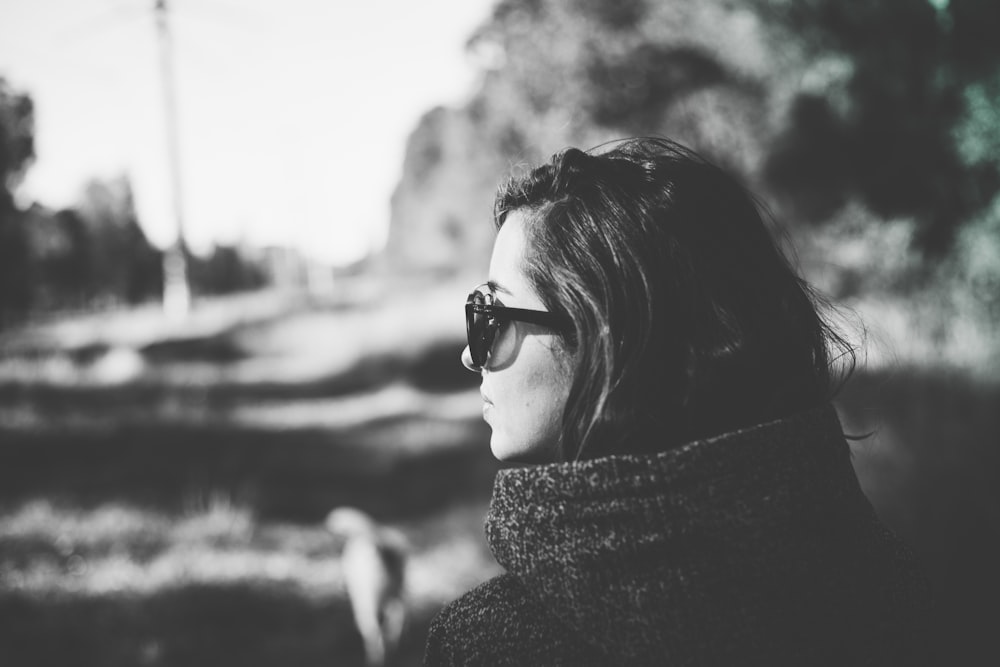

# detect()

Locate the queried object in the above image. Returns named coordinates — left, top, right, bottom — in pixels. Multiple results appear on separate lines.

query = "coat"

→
left=423, top=405, right=936, bottom=666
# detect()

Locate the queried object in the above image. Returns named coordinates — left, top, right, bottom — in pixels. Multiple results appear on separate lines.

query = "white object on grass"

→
left=326, top=507, right=408, bottom=667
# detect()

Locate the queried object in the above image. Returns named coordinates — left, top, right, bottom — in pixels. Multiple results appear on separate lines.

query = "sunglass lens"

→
left=466, top=289, right=494, bottom=368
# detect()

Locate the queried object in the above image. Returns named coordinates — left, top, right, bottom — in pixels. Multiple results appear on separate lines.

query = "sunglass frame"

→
left=465, top=286, right=568, bottom=369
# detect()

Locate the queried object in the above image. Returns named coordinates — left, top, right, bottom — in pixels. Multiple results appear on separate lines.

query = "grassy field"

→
left=0, top=498, right=500, bottom=667
left=0, top=281, right=503, bottom=666
left=1, top=281, right=998, bottom=665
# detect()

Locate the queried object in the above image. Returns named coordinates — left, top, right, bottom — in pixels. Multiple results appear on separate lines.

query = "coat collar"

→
left=484, top=404, right=882, bottom=662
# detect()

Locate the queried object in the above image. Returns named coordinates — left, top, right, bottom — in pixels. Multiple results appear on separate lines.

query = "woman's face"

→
left=461, top=211, right=572, bottom=463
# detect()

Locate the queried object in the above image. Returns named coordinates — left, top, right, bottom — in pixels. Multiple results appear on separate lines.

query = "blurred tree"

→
left=389, top=0, right=1000, bottom=280
left=757, top=0, right=1000, bottom=254
left=1, top=77, right=267, bottom=321
left=389, top=0, right=775, bottom=272
left=387, top=105, right=503, bottom=274
left=187, top=243, right=267, bottom=295
left=389, top=0, right=780, bottom=271
left=76, top=176, right=163, bottom=306
left=0, top=78, right=32, bottom=187
left=20, top=205, right=91, bottom=311
left=0, top=77, right=34, bottom=327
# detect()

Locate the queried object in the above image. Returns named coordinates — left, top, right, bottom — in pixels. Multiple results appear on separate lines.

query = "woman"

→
left=424, top=139, right=933, bottom=666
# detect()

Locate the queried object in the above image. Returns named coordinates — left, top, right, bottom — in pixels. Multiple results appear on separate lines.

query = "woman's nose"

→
left=460, top=345, right=479, bottom=373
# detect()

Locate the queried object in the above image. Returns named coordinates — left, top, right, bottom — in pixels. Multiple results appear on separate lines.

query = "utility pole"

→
left=155, top=0, right=190, bottom=317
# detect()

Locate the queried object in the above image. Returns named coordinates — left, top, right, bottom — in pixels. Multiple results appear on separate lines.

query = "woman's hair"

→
left=494, top=137, right=855, bottom=461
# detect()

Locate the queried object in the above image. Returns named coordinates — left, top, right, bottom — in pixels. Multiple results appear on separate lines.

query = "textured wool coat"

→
left=423, top=405, right=935, bottom=666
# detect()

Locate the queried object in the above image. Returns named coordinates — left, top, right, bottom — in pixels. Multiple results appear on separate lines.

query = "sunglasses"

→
left=465, top=283, right=569, bottom=370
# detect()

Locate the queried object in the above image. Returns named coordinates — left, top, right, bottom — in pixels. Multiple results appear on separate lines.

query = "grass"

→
left=1, top=281, right=998, bottom=665
left=0, top=498, right=501, bottom=666
left=0, top=281, right=503, bottom=665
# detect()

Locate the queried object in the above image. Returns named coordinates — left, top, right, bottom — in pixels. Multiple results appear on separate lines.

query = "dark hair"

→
left=494, top=137, right=855, bottom=461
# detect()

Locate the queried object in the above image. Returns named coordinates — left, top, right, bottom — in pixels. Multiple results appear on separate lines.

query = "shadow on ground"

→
left=0, top=581, right=440, bottom=667
left=837, top=368, right=1000, bottom=667
left=0, top=413, right=497, bottom=523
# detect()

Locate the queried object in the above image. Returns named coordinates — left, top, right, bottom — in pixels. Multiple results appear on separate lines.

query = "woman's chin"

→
left=489, top=433, right=525, bottom=462
left=490, top=433, right=556, bottom=464
left=489, top=433, right=513, bottom=461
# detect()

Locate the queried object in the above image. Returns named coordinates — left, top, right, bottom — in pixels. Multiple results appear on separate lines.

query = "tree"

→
left=389, top=0, right=1000, bottom=274
left=0, top=77, right=34, bottom=326
left=756, top=0, right=1000, bottom=254
left=75, top=176, right=163, bottom=305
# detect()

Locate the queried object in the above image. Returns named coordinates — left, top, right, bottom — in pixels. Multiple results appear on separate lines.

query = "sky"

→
left=0, top=0, right=496, bottom=265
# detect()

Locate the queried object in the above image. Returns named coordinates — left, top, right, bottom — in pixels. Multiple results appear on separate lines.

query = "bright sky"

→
left=0, top=0, right=495, bottom=265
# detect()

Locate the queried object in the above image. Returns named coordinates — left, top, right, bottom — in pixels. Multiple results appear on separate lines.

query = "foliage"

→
left=4, top=173, right=271, bottom=322
left=0, top=77, right=33, bottom=190
left=753, top=0, right=1000, bottom=253
left=953, top=67, right=1000, bottom=169
left=392, top=0, right=999, bottom=255
left=0, top=78, right=35, bottom=326
left=7, top=176, right=165, bottom=316
left=0, top=77, right=275, bottom=324
left=76, top=176, right=165, bottom=305
left=387, top=0, right=1000, bottom=366
left=187, top=243, right=268, bottom=296
left=946, top=192, right=1000, bottom=355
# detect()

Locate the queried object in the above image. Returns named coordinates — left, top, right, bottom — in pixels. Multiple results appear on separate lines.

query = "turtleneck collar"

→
left=488, top=404, right=853, bottom=509
left=484, top=404, right=888, bottom=663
